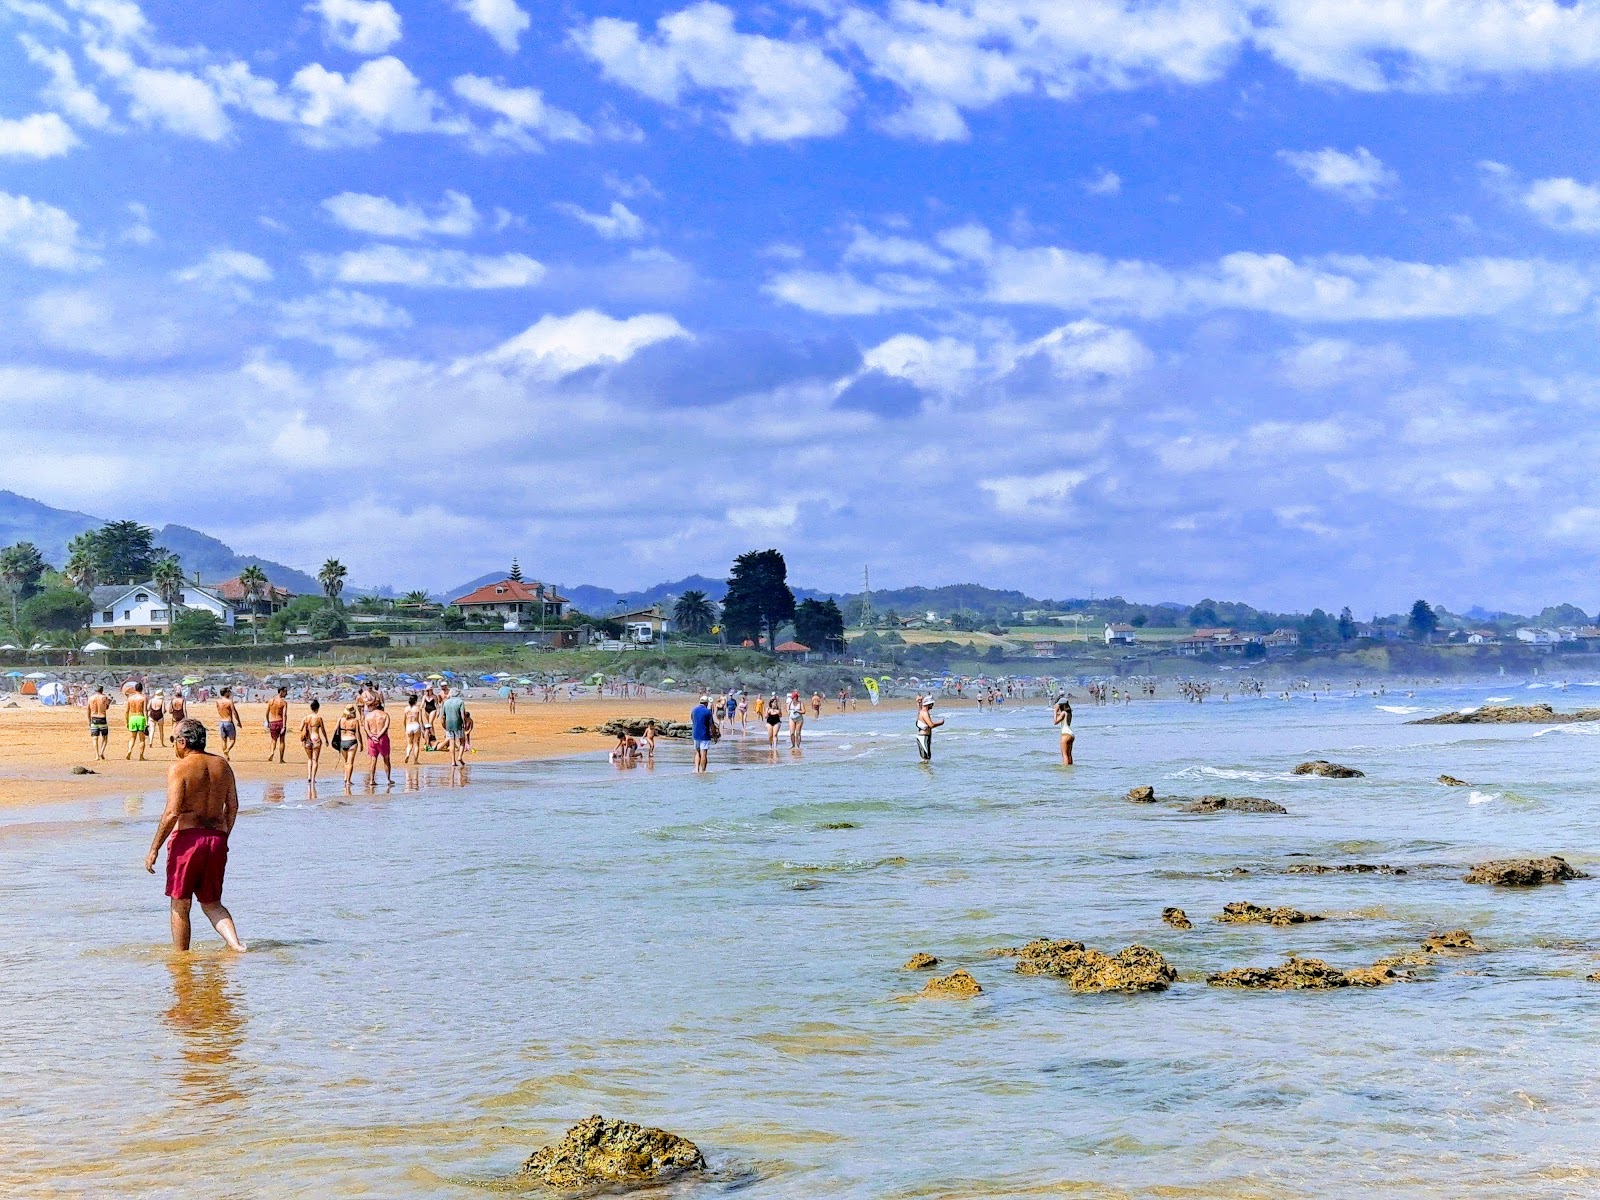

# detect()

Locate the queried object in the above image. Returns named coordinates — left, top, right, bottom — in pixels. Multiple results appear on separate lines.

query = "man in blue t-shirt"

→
left=690, top=695, right=714, bottom=773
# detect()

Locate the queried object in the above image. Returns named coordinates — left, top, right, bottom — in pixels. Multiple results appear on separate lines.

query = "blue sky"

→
left=5, top=0, right=1600, bottom=610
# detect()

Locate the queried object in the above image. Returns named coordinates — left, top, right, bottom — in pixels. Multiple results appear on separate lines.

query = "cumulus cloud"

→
left=573, top=1, right=855, bottom=142
left=1279, top=337, right=1411, bottom=388
left=454, top=0, right=530, bottom=53
left=1279, top=146, right=1395, bottom=203
left=451, top=74, right=592, bottom=148
left=0, top=112, right=79, bottom=159
left=469, top=309, right=690, bottom=376
left=311, top=0, right=402, bottom=54
left=291, top=57, right=463, bottom=146
left=173, top=248, right=273, bottom=298
left=19, top=35, right=112, bottom=128
left=274, top=288, right=412, bottom=359
left=323, top=190, right=478, bottom=239
left=555, top=200, right=644, bottom=240
left=308, top=245, right=545, bottom=288
left=1019, top=319, right=1153, bottom=378
left=84, top=45, right=231, bottom=141
left=0, top=192, right=99, bottom=270
left=981, top=468, right=1091, bottom=516
left=1084, top=168, right=1122, bottom=196
left=1521, top=176, right=1600, bottom=234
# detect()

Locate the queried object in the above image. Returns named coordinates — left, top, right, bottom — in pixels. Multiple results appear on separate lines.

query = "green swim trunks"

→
left=127, top=715, right=148, bottom=733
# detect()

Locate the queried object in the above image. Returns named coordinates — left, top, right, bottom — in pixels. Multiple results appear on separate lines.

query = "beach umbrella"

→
left=4, top=671, right=22, bottom=678
left=498, top=686, right=512, bottom=697
left=441, top=670, right=457, bottom=678
left=182, top=676, right=201, bottom=685
left=660, top=677, right=676, bottom=684
left=425, top=674, right=444, bottom=681
left=81, top=640, right=111, bottom=652
left=0, top=644, right=15, bottom=651
left=479, top=674, right=497, bottom=683
left=24, top=671, right=51, bottom=679
left=494, top=672, right=512, bottom=679
left=38, top=681, right=67, bottom=705
left=515, top=677, right=532, bottom=685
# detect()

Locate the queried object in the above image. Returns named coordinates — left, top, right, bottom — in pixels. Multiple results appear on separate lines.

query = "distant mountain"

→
left=854, top=583, right=1044, bottom=615
left=0, top=490, right=320, bottom=595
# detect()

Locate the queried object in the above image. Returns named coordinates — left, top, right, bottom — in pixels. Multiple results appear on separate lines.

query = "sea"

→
left=2, top=678, right=1599, bottom=1198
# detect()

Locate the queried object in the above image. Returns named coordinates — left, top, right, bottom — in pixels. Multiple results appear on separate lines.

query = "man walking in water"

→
left=88, top=684, right=111, bottom=760
left=144, top=719, right=246, bottom=952
left=440, top=685, right=466, bottom=767
left=125, top=681, right=149, bottom=761
left=691, top=695, right=714, bottom=773
left=265, top=685, right=289, bottom=763
left=915, top=696, right=943, bottom=762
left=215, top=687, right=240, bottom=759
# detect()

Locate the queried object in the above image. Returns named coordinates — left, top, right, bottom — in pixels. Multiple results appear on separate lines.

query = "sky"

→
left=5, top=0, right=1600, bottom=611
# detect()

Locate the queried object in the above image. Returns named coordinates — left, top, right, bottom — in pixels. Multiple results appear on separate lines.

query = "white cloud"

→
left=311, top=0, right=403, bottom=54
left=308, top=245, right=545, bottom=288
left=274, top=288, right=412, bottom=358
left=844, top=227, right=955, bottom=272
left=173, top=248, right=273, bottom=297
left=468, top=309, right=689, bottom=375
left=85, top=45, right=231, bottom=141
left=1248, top=419, right=1348, bottom=454
left=765, top=269, right=944, bottom=315
left=454, top=0, right=530, bottom=53
left=19, top=35, right=112, bottom=128
left=270, top=410, right=334, bottom=464
left=573, top=1, right=855, bottom=142
left=1521, top=177, right=1600, bottom=234
left=1153, top=434, right=1236, bottom=471
left=1279, top=146, right=1395, bottom=203
left=119, top=200, right=154, bottom=244
left=980, top=468, right=1090, bottom=515
left=554, top=200, right=644, bottom=240
left=323, top=190, right=478, bottom=238
left=1084, top=168, right=1121, bottom=196
left=451, top=74, right=591, bottom=148
left=0, top=192, right=99, bottom=270
left=1022, top=319, right=1152, bottom=378
left=291, top=57, right=462, bottom=146
left=0, top=112, right=79, bottom=159
left=864, top=334, right=979, bottom=392
left=1279, top=337, right=1411, bottom=388
left=25, top=286, right=187, bottom=358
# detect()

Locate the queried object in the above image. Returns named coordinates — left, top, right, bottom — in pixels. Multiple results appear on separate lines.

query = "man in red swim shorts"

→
left=145, top=718, right=247, bottom=952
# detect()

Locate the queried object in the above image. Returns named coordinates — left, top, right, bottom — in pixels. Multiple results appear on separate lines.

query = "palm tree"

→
left=401, top=589, right=431, bottom=610
left=0, top=543, right=43, bottom=625
left=673, top=590, right=715, bottom=637
left=238, top=564, right=269, bottom=644
left=318, top=559, right=347, bottom=606
left=152, top=555, right=185, bottom=618
left=64, top=543, right=97, bottom=593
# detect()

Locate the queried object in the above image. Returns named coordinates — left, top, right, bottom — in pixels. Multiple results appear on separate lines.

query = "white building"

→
left=90, top=581, right=235, bottom=637
left=1104, top=623, right=1138, bottom=646
left=1515, top=627, right=1555, bottom=645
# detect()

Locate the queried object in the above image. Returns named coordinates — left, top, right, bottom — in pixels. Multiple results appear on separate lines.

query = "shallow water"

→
left=4, top=683, right=1600, bottom=1197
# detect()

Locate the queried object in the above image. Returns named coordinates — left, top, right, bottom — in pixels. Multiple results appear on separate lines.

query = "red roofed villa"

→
left=450, top=578, right=570, bottom=629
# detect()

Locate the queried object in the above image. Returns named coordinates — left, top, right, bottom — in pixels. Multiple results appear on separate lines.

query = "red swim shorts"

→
left=367, top=732, right=390, bottom=758
left=165, top=827, right=228, bottom=904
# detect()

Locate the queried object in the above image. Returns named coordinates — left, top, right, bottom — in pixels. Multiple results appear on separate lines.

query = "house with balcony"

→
left=450, top=578, right=570, bottom=630
left=89, top=581, right=235, bottom=637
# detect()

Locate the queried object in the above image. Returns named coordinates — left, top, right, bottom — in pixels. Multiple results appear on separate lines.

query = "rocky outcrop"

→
left=1438, top=775, right=1470, bottom=787
left=1002, top=938, right=1175, bottom=993
left=1588, top=972, right=1600, bottom=983
left=1343, top=963, right=1402, bottom=987
left=1421, top=929, right=1479, bottom=953
left=1162, top=907, right=1193, bottom=929
left=1292, top=760, right=1364, bottom=778
left=521, top=1116, right=706, bottom=1189
left=1463, top=856, right=1589, bottom=886
left=1285, top=862, right=1406, bottom=875
left=1125, top=786, right=1157, bottom=803
left=571, top=717, right=694, bottom=739
left=820, top=822, right=857, bottom=830
left=1217, top=901, right=1322, bottom=926
left=922, top=969, right=982, bottom=998
left=1184, top=795, right=1289, bottom=815
left=903, top=952, right=940, bottom=970
left=1207, top=956, right=1362, bottom=990
left=1410, top=704, right=1600, bottom=726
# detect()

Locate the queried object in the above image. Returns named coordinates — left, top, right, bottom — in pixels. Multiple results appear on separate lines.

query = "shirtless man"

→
left=144, top=718, right=246, bottom=952
left=125, top=681, right=150, bottom=761
left=363, top=695, right=393, bottom=787
left=87, top=684, right=111, bottom=760
left=214, top=687, right=240, bottom=759
left=265, top=686, right=289, bottom=763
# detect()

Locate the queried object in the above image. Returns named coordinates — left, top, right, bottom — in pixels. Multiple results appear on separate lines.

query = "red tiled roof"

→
left=452, top=579, right=567, bottom=606
left=214, top=576, right=294, bottom=601
left=775, top=641, right=811, bottom=652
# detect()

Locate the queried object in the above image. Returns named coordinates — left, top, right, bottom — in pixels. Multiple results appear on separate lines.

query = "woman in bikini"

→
left=299, top=698, right=328, bottom=788
left=335, top=703, right=363, bottom=792
left=403, top=693, right=424, bottom=764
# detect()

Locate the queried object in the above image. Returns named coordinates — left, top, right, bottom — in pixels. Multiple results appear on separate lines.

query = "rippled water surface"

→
left=4, top=682, right=1600, bottom=1198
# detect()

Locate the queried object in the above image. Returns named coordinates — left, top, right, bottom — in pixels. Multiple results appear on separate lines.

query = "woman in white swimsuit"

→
left=1053, top=695, right=1075, bottom=766
left=403, top=693, right=424, bottom=764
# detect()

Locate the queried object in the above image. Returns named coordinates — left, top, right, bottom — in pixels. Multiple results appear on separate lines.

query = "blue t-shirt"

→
left=690, top=704, right=713, bottom=741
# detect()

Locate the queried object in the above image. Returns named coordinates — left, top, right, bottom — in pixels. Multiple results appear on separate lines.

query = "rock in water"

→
left=1125, top=786, right=1157, bottom=803
left=521, top=1116, right=706, bottom=1189
left=922, top=969, right=982, bottom=998
left=1217, top=901, right=1322, bottom=926
left=1207, top=956, right=1352, bottom=990
left=1410, top=704, right=1600, bottom=726
left=1463, top=856, right=1589, bottom=886
left=820, top=822, right=857, bottom=830
left=903, top=952, right=940, bottom=970
left=1438, top=775, right=1470, bottom=787
left=1184, top=796, right=1289, bottom=815
left=1292, top=760, right=1365, bottom=778
left=1420, top=929, right=1478, bottom=953
left=1162, top=907, right=1193, bottom=929
left=1343, top=964, right=1401, bottom=987
left=1588, top=972, right=1600, bottom=983
left=1010, top=940, right=1176, bottom=993
left=1285, top=862, right=1405, bottom=875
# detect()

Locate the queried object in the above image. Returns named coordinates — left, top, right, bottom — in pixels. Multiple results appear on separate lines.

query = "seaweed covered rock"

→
left=1438, top=775, right=1470, bottom=787
left=1343, top=963, right=1401, bottom=987
left=1421, top=929, right=1479, bottom=953
left=1463, top=856, right=1589, bottom=886
left=922, top=969, right=982, bottom=998
left=1207, top=956, right=1352, bottom=990
left=1410, top=704, right=1600, bottom=726
left=1184, top=796, right=1288, bottom=815
left=903, top=952, right=940, bottom=970
left=1217, top=901, right=1321, bottom=926
left=1009, top=940, right=1176, bottom=993
left=1292, top=760, right=1365, bottom=778
left=1285, top=862, right=1406, bottom=875
left=592, top=717, right=694, bottom=740
left=521, top=1116, right=706, bottom=1189
left=1162, top=907, right=1193, bottom=929
left=1125, top=786, right=1157, bottom=803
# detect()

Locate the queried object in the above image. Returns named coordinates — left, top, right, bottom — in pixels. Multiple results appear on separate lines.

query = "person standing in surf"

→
left=1053, top=694, right=1075, bottom=766
left=915, top=696, right=944, bottom=763
left=690, top=695, right=714, bottom=773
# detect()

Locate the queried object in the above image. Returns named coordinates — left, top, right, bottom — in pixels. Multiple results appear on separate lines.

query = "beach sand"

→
left=0, top=696, right=667, bottom=810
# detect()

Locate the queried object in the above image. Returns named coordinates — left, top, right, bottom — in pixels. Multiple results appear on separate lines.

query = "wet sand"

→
left=0, top=697, right=666, bottom=809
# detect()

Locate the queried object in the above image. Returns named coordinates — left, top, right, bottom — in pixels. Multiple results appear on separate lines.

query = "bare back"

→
left=88, top=693, right=111, bottom=718
left=216, top=697, right=238, bottom=722
left=165, top=750, right=239, bottom=834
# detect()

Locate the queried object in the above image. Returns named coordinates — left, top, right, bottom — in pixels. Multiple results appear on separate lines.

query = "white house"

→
left=90, top=581, right=235, bottom=637
left=1104, top=623, right=1138, bottom=646
left=1515, top=627, right=1555, bottom=645
left=618, top=604, right=674, bottom=643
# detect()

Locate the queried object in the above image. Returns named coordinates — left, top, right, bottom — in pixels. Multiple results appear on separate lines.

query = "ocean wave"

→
left=1377, top=705, right=1422, bottom=714
left=1467, top=790, right=1498, bottom=806
left=1171, top=765, right=1298, bottom=784
left=1485, top=696, right=1512, bottom=702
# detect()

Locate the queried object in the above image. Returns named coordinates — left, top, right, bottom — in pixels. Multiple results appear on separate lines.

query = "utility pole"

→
left=859, top=565, right=873, bottom=630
